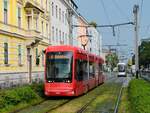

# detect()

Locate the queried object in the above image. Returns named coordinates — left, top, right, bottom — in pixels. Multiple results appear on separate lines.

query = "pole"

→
left=133, top=5, right=139, bottom=79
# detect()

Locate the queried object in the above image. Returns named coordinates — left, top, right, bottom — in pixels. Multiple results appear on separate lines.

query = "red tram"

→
left=44, top=45, right=105, bottom=96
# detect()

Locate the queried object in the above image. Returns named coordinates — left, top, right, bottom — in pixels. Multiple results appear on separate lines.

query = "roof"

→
left=46, top=45, right=104, bottom=62
left=46, top=45, right=86, bottom=52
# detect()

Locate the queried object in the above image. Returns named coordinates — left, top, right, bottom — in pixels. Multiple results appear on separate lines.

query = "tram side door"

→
left=75, top=60, right=85, bottom=95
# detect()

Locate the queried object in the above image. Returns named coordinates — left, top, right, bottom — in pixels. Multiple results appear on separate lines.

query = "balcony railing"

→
left=25, top=0, right=44, bottom=13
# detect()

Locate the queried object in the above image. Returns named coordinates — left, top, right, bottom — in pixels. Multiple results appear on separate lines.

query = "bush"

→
left=0, top=84, right=44, bottom=113
left=16, top=86, right=39, bottom=102
left=0, top=97, right=5, bottom=109
left=3, top=90, right=21, bottom=105
left=31, top=83, right=45, bottom=97
left=128, top=79, right=150, bottom=113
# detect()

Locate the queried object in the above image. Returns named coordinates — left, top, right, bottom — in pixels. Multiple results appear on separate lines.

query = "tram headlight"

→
left=68, top=90, right=74, bottom=95
left=45, top=91, right=48, bottom=95
left=71, top=91, right=75, bottom=95
left=65, top=80, right=71, bottom=83
left=67, top=80, right=71, bottom=83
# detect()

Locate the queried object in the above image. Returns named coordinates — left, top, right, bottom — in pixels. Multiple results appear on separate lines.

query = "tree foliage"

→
left=139, top=41, right=150, bottom=68
left=89, top=21, right=97, bottom=28
left=105, top=53, right=119, bottom=70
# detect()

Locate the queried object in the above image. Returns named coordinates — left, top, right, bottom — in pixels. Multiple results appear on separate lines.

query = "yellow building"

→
left=0, top=0, right=50, bottom=84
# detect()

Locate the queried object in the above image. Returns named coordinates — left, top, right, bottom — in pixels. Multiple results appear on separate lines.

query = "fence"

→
left=140, top=71, right=150, bottom=81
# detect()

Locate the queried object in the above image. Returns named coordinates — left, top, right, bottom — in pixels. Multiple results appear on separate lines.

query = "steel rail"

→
left=113, top=78, right=125, bottom=113
left=12, top=98, right=73, bottom=113
left=76, top=77, right=125, bottom=113
left=76, top=75, right=118, bottom=113
left=76, top=94, right=99, bottom=113
left=45, top=99, right=73, bottom=113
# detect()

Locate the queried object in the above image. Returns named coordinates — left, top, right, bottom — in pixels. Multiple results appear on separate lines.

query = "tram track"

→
left=11, top=99, right=47, bottom=113
left=13, top=75, right=125, bottom=113
left=15, top=97, right=73, bottom=113
left=75, top=77, right=125, bottom=113
left=76, top=90, right=103, bottom=113
left=45, top=98, right=74, bottom=113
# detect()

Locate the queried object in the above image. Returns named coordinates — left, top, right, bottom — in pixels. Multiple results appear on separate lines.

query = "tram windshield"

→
left=118, top=64, right=126, bottom=72
left=46, top=51, right=73, bottom=82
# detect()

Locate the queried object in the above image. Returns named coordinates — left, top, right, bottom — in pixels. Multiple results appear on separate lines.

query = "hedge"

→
left=128, top=79, right=150, bottom=113
left=0, top=83, right=44, bottom=113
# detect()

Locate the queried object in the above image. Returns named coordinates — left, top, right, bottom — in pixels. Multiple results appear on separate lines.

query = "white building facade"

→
left=88, top=27, right=102, bottom=56
left=50, top=0, right=78, bottom=45
left=50, top=0, right=103, bottom=56
left=72, top=14, right=79, bottom=47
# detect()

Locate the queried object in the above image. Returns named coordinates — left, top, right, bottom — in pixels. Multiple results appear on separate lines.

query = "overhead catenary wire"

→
left=139, top=0, right=144, bottom=38
left=139, top=0, right=144, bottom=24
left=73, top=22, right=134, bottom=37
left=100, top=0, right=111, bottom=25
left=73, top=22, right=134, bottom=28
left=112, top=0, right=130, bottom=22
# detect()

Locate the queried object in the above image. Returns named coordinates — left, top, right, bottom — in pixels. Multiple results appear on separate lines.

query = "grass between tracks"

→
left=0, top=83, right=45, bottom=113
left=118, top=79, right=150, bottom=113
left=49, top=83, right=121, bottom=113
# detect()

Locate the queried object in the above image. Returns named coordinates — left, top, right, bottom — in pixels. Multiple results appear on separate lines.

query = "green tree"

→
left=105, top=53, right=119, bottom=70
left=139, top=41, right=150, bottom=68
left=127, top=58, right=132, bottom=66
left=89, top=21, right=97, bottom=28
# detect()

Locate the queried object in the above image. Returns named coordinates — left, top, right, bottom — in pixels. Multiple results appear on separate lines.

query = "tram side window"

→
left=76, top=60, right=88, bottom=81
left=83, top=61, right=88, bottom=80
left=95, top=63, right=99, bottom=75
left=99, top=64, right=103, bottom=72
left=89, top=62, right=95, bottom=78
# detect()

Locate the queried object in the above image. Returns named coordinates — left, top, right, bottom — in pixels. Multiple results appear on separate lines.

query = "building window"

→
left=36, top=48, right=39, bottom=66
left=4, top=43, right=8, bottom=64
left=46, top=23, right=48, bottom=38
left=18, top=7, right=21, bottom=28
left=90, top=48, right=92, bottom=52
left=56, top=5, right=58, bottom=18
left=52, top=26, right=54, bottom=41
left=51, top=2, right=54, bottom=16
left=65, top=13, right=67, bottom=25
left=59, top=30, right=61, bottom=43
left=62, top=11, right=64, bottom=23
left=59, top=8, right=61, bottom=21
left=18, top=45, right=22, bottom=65
left=65, top=33, right=67, bottom=44
left=46, top=0, right=48, bottom=11
left=35, top=18, right=38, bottom=31
left=42, top=51, right=44, bottom=66
left=4, top=0, right=8, bottom=24
left=41, top=21, right=44, bottom=36
left=27, top=16, right=31, bottom=30
left=62, top=32, right=65, bottom=43
left=56, top=28, right=58, bottom=42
